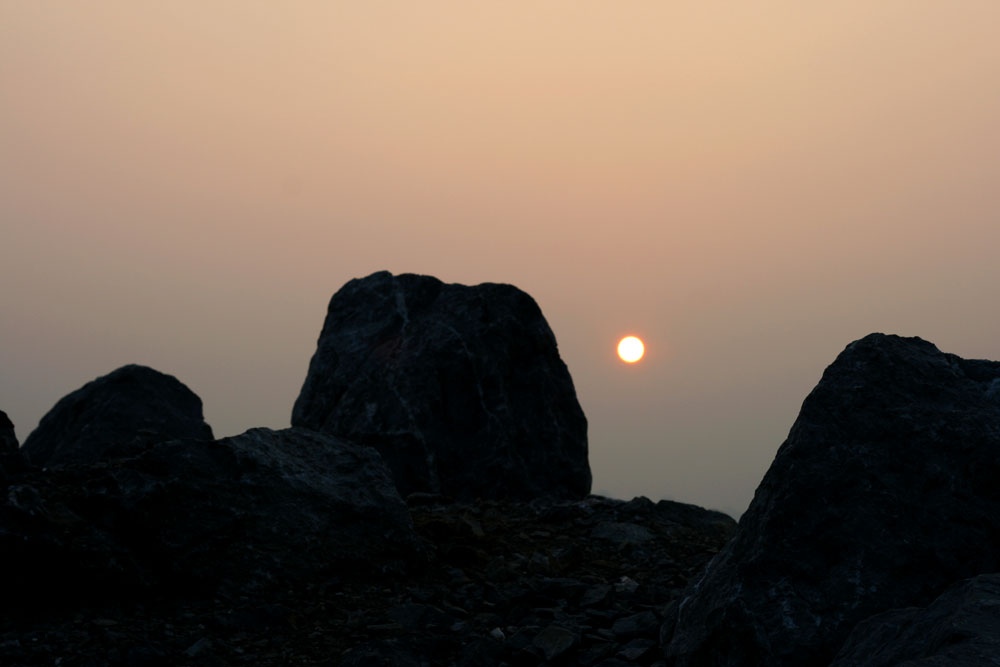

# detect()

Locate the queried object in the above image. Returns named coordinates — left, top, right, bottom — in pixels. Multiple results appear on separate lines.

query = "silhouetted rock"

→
left=831, top=574, right=1000, bottom=667
left=0, top=409, right=24, bottom=486
left=1, top=489, right=733, bottom=665
left=21, top=365, right=214, bottom=467
left=292, top=271, right=591, bottom=501
left=0, top=409, right=16, bottom=453
left=2, top=427, right=420, bottom=606
left=662, top=334, right=1000, bottom=666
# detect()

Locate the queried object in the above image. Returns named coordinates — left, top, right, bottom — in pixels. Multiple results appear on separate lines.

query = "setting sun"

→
left=617, top=336, right=645, bottom=363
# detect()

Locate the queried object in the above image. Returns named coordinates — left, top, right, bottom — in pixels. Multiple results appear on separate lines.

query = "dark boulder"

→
left=1, top=409, right=16, bottom=453
left=2, top=427, right=421, bottom=606
left=831, top=574, right=1000, bottom=667
left=0, top=409, right=25, bottom=486
left=292, top=271, right=590, bottom=501
left=21, top=364, right=214, bottom=467
left=662, top=334, right=1000, bottom=666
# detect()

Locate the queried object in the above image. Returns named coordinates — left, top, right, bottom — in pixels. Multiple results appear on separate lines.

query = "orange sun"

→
left=617, top=336, right=645, bottom=363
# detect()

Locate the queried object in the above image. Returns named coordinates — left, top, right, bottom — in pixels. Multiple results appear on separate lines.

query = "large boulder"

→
left=292, top=271, right=591, bottom=501
left=662, top=333, right=1000, bottom=666
left=21, top=365, right=214, bottom=467
left=831, top=574, right=1000, bottom=667
left=2, top=427, right=420, bottom=606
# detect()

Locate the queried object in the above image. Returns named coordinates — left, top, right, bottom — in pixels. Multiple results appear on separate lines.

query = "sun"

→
left=617, top=336, right=645, bottom=363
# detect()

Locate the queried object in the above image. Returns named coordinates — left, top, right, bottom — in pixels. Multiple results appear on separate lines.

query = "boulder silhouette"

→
left=0, top=409, right=23, bottom=485
left=2, top=427, right=420, bottom=605
left=21, top=364, right=213, bottom=467
left=661, top=334, right=1000, bottom=666
left=1, top=409, right=16, bottom=454
left=292, top=271, right=591, bottom=501
left=831, top=573, right=1000, bottom=667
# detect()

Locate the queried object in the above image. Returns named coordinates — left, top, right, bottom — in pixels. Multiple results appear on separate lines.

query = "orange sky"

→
left=3, top=2, right=999, bottom=515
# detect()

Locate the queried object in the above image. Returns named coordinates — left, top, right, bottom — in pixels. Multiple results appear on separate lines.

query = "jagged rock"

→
left=612, top=611, right=659, bottom=641
left=662, top=334, right=1000, bottom=666
left=292, top=271, right=590, bottom=501
left=0, top=409, right=24, bottom=485
left=0, top=409, right=16, bottom=453
left=831, top=574, right=1000, bottom=666
left=21, top=365, right=214, bottom=467
left=2, top=427, right=420, bottom=606
left=533, top=624, right=578, bottom=661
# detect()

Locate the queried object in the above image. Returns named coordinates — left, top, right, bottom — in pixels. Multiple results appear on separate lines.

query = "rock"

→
left=612, top=611, right=659, bottom=641
left=831, top=574, right=1000, bottom=667
left=0, top=409, right=25, bottom=485
left=21, top=365, right=213, bottom=467
left=387, top=603, right=455, bottom=632
left=618, top=638, right=656, bottom=661
left=533, top=624, right=578, bottom=661
left=183, top=637, right=212, bottom=658
left=1, top=488, right=735, bottom=666
left=2, top=427, right=421, bottom=606
left=291, top=271, right=590, bottom=501
left=0, top=409, right=16, bottom=453
left=662, top=334, right=1000, bottom=666
left=591, top=521, right=654, bottom=546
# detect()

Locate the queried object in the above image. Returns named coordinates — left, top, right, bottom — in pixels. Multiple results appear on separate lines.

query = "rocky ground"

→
left=0, top=494, right=734, bottom=667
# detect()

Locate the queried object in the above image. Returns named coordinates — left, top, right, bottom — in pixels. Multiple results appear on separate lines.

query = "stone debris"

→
left=0, top=492, right=733, bottom=666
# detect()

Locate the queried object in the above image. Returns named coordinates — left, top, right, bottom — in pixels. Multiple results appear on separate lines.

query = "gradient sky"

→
left=3, top=2, right=999, bottom=517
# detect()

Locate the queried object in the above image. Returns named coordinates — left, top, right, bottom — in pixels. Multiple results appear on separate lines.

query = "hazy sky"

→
left=3, top=2, right=999, bottom=516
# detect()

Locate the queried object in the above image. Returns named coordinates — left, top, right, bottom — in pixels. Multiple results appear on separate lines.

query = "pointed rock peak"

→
left=0, top=409, right=16, bottom=453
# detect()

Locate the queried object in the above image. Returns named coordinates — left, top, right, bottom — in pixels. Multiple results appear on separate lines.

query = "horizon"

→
left=3, top=2, right=1000, bottom=518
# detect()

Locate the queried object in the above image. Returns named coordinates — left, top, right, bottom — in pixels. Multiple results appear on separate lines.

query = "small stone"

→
left=581, top=584, right=613, bottom=608
left=490, top=627, right=505, bottom=641
left=184, top=637, right=212, bottom=658
left=532, top=624, right=578, bottom=661
left=591, top=521, right=654, bottom=545
left=611, top=611, right=659, bottom=641
left=615, top=576, right=639, bottom=594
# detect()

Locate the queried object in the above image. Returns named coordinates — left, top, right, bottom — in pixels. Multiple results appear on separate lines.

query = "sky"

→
left=3, top=2, right=999, bottom=517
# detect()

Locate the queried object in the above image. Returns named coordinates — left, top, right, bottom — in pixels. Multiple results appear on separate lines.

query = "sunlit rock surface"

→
left=21, top=364, right=214, bottom=467
left=292, top=271, right=591, bottom=501
left=662, top=333, right=1000, bottom=666
left=831, top=573, right=1000, bottom=667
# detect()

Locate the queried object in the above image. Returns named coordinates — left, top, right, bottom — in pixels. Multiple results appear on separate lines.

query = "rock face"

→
left=662, top=334, right=1000, bottom=666
left=0, top=409, right=23, bottom=485
left=3, top=428, right=420, bottom=605
left=21, top=364, right=214, bottom=467
left=0, top=409, right=16, bottom=453
left=292, top=271, right=591, bottom=501
left=831, top=574, right=1000, bottom=667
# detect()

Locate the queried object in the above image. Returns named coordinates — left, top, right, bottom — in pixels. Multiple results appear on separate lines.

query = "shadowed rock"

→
left=292, top=271, right=590, bottom=501
left=0, top=409, right=24, bottom=485
left=2, top=427, right=420, bottom=605
left=831, top=574, right=1000, bottom=667
left=1, top=409, right=16, bottom=454
left=21, top=365, right=214, bottom=467
left=662, top=333, right=1000, bottom=666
